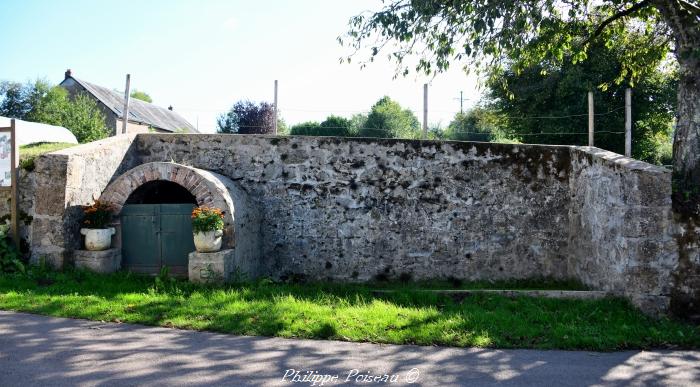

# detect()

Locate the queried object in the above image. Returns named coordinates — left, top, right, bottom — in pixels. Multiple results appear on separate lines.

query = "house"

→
left=59, top=70, right=196, bottom=134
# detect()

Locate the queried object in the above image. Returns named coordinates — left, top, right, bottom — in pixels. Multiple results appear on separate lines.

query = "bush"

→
left=0, top=224, right=24, bottom=274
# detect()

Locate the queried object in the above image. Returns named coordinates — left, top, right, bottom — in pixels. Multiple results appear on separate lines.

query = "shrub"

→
left=191, top=206, right=224, bottom=233
left=0, top=223, right=24, bottom=274
left=81, top=200, right=113, bottom=229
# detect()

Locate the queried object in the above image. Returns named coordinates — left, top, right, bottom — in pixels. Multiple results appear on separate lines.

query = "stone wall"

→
left=137, top=135, right=574, bottom=283
left=8, top=133, right=693, bottom=316
left=568, top=147, right=677, bottom=314
left=30, top=134, right=140, bottom=266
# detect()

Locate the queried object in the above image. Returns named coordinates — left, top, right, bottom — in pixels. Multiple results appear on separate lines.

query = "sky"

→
left=0, top=0, right=481, bottom=133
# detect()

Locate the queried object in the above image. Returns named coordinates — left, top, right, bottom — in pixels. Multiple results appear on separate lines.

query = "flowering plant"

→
left=81, top=200, right=113, bottom=229
left=191, top=206, right=224, bottom=233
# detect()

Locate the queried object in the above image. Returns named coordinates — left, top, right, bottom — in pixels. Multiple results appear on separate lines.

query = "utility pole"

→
left=274, top=80, right=279, bottom=135
left=454, top=91, right=464, bottom=114
left=423, top=83, right=428, bottom=139
left=588, top=91, right=594, bottom=147
left=121, top=74, right=131, bottom=135
left=625, top=88, right=632, bottom=157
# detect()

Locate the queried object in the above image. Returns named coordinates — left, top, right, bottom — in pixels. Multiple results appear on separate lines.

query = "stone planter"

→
left=80, top=227, right=115, bottom=251
left=193, top=230, right=223, bottom=253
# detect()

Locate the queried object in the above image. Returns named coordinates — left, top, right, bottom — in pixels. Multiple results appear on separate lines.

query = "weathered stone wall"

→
left=16, top=133, right=692, bottom=316
left=137, top=135, right=573, bottom=282
left=30, top=134, right=140, bottom=266
left=568, top=147, right=678, bottom=314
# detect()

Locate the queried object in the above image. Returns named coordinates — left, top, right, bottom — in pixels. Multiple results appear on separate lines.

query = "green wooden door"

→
left=121, top=204, right=195, bottom=276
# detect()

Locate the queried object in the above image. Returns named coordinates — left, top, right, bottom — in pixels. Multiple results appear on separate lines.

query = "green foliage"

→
left=361, top=96, right=421, bottom=138
left=81, top=200, right=113, bottom=229
left=1, top=79, right=109, bottom=143
left=290, top=115, right=355, bottom=137
left=19, top=142, right=76, bottom=171
left=486, top=35, right=677, bottom=164
left=444, top=107, right=504, bottom=142
left=1, top=271, right=700, bottom=350
left=290, top=121, right=321, bottom=136
left=0, top=224, right=24, bottom=274
left=130, top=89, right=153, bottom=103
left=0, top=79, right=52, bottom=120
left=63, top=93, right=110, bottom=143
left=341, top=1, right=674, bottom=88
left=191, top=206, right=224, bottom=233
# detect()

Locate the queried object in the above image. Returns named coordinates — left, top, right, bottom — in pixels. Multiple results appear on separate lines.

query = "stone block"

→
left=189, top=249, right=258, bottom=283
left=74, top=248, right=121, bottom=274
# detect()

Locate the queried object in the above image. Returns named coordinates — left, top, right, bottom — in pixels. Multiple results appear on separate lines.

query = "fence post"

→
left=588, top=91, right=594, bottom=147
left=121, top=74, right=131, bottom=135
left=423, top=83, right=428, bottom=139
left=274, top=80, right=279, bottom=135
left=625, top=88, right=632, bottom=157
left=10, top=119, right=19, bottom=251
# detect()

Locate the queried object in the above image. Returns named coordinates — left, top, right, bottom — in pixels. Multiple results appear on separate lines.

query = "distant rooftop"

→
left=60, top=70, right=196, bottom=133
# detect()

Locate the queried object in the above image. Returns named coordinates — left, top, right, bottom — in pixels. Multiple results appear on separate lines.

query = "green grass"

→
left=19, top=142, right=76, bottom=171
left=0, top=270, right=698, bottom=351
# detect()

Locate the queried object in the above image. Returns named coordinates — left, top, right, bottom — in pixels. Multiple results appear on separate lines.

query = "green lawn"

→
left=0, top=270, right=698, bottom=351
left=19, top=142, right=76, bottom=171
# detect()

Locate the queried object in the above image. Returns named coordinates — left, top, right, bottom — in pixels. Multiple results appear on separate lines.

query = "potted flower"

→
left=80, top=200, right=115, bottom=251
left=191, top=206, right=224, bottom=253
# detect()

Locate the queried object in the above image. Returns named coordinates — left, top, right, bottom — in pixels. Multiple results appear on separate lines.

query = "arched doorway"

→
left=101, top=162, right=239, bottom=276
left=121, top=181, right=198, bottom=275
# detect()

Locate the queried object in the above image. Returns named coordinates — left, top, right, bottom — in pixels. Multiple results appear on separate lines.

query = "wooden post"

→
left=274, top=80, right=278, bottom=135
left=588, top=91, right=594, bottom=147
left=121, top=74, right=131, bottom=135
left=423, top=83, right=428, bottom=139
left=10, top=119, right=19, bottom=251
left=625, top=88, right=632, bottom=157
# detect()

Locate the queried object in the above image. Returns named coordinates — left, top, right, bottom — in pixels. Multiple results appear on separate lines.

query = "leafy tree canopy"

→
left=130, top=89, right=153, bottom=103
left=361, top=96, right=421, bottom=138
left=486, top=31, right=677, bottom=164
left=0, top=79, right=109, bottom=143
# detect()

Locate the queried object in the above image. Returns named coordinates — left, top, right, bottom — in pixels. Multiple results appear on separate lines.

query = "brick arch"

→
left=101, top=162, right=236, bottom=248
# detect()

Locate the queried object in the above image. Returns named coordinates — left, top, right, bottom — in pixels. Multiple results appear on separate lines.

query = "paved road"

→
left=0, top=311, right=698, bottom=386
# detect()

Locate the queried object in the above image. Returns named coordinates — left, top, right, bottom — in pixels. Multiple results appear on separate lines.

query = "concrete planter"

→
left=80, top=227, right=115, bottom=251
left=193, top=230, right=223, bottom=253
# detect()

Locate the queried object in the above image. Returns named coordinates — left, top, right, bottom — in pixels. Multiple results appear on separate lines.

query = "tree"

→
left=341, top=0, right=700, bottom=214
left=0, top=80, right=108, bottom=143
left=290, top=121, right=321, bottom=136
left=361, top=96, right=421, bottom=138
left=130, top=89, right=153, bottom=103
left=290, top=115, right=355, bottom=137
left=0, top=79, right=50, bottom=119
left=486, top=34, right=677, bottom=164
left=444, top=107, right=503, bottom=142
left=217, top=100, right=276, bottom=134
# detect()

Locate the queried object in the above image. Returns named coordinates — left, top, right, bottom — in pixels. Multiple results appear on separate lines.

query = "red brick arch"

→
left=101, top=162, right=235, bottom=248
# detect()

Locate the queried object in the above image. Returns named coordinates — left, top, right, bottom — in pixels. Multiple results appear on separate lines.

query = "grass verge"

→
left=0, top=270, right=698, bottom=351
left=19, top=142, right=76, bottom=171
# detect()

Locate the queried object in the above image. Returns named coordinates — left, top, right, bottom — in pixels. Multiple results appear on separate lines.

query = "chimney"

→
left=64, top=69, right=72, bottom=79
left=168, top=105, right=173, bottom=111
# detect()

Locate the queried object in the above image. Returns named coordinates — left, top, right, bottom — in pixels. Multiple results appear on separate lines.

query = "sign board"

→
left=0, top=131, right=12, bottom=187
left=0, top=119, right=19, bottom=249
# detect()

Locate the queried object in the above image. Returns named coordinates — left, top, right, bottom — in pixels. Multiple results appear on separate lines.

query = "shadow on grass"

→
left=0, top=270, right=698, bottom=351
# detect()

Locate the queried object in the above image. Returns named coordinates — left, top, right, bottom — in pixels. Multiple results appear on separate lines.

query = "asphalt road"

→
left=0, top=311, right=698, bottom=386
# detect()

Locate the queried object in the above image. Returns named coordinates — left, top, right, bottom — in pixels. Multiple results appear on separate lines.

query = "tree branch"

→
left=584, top=0, right=653, bottom=45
